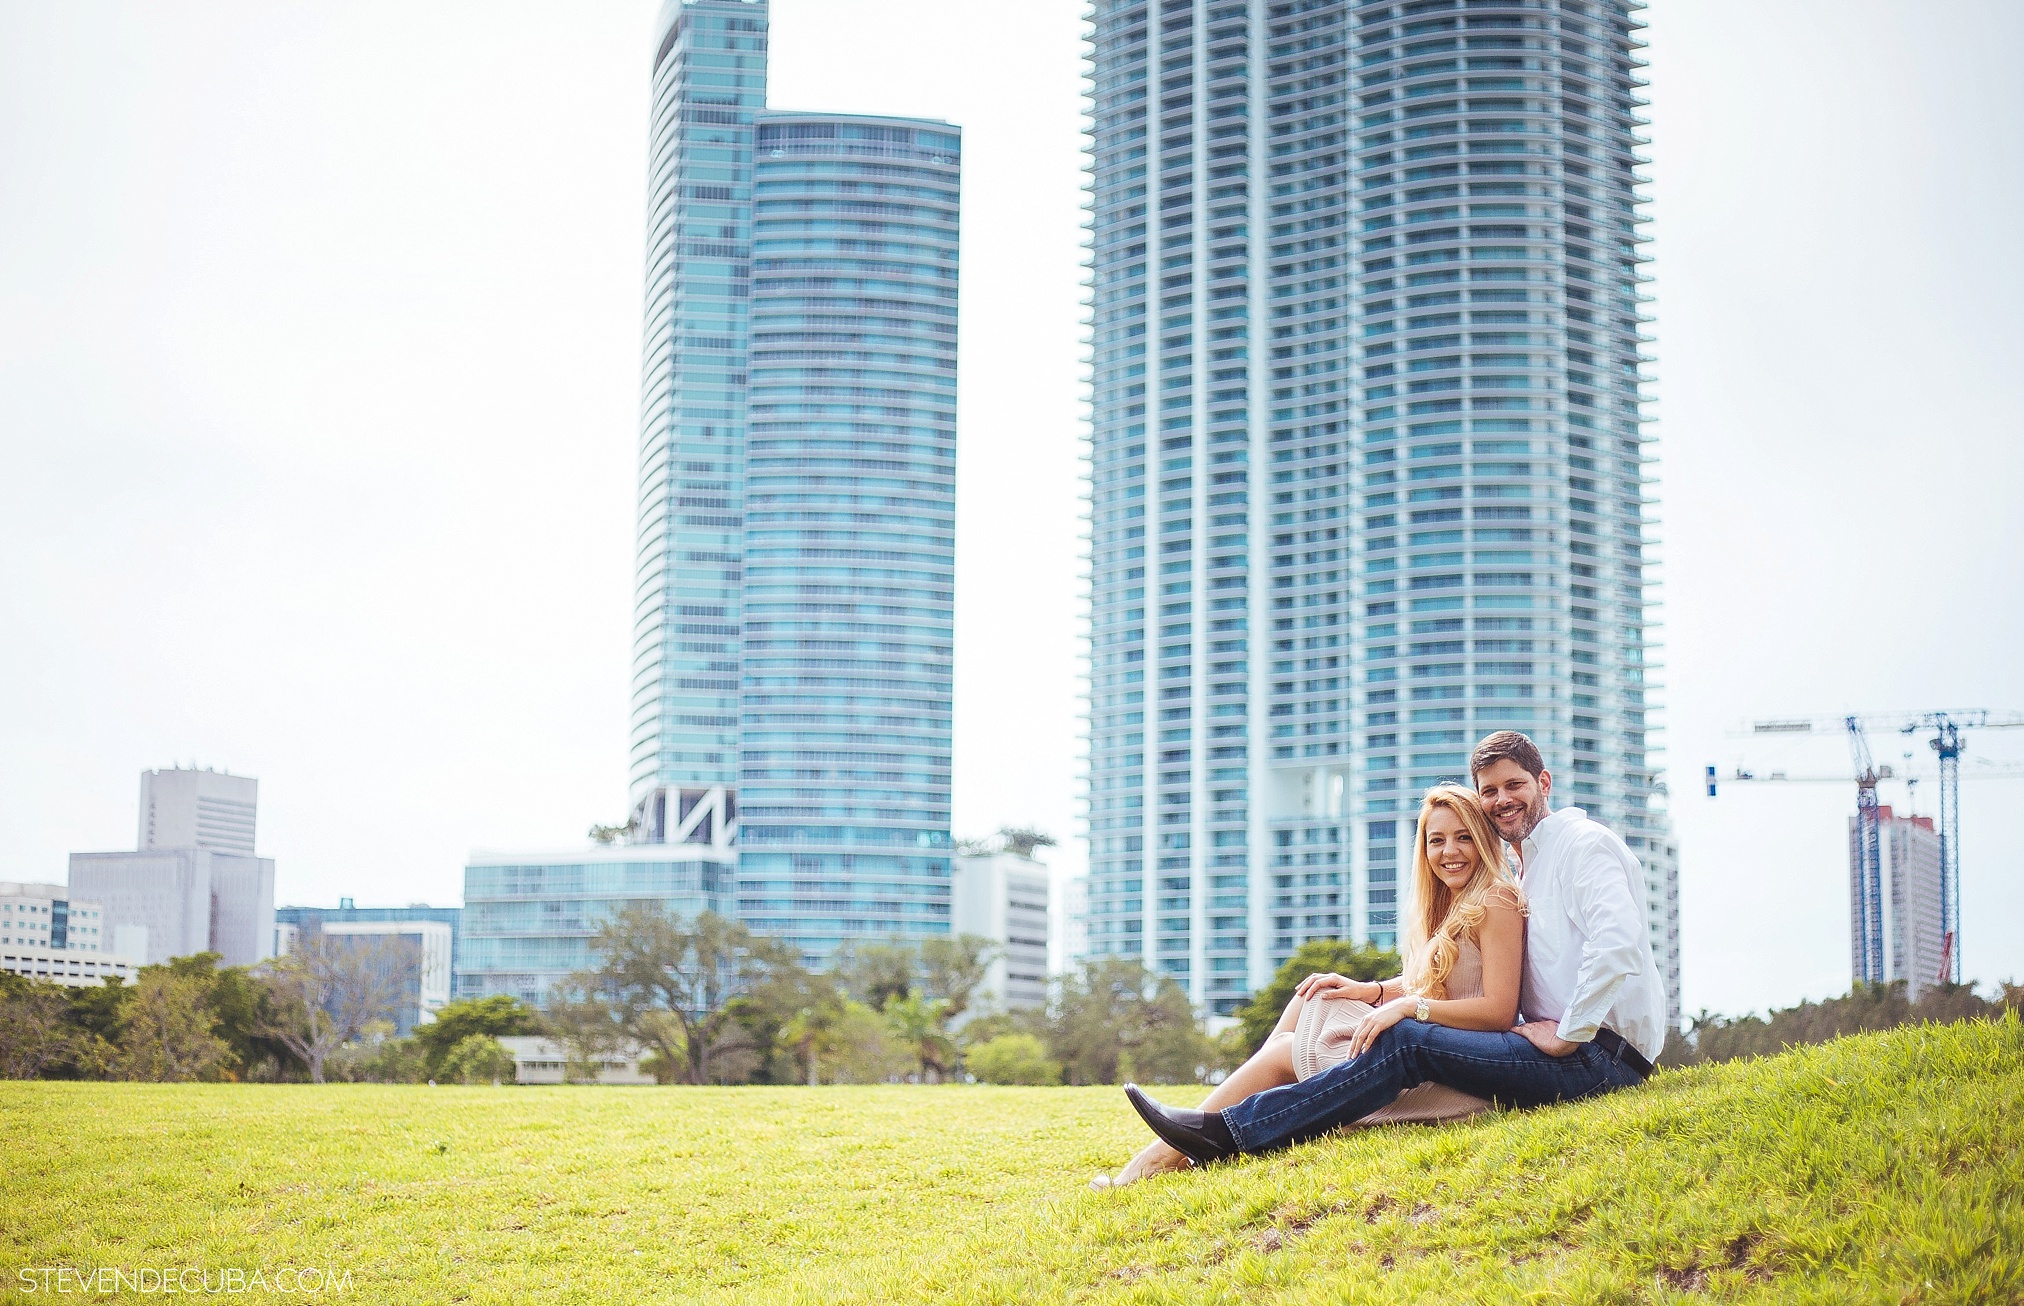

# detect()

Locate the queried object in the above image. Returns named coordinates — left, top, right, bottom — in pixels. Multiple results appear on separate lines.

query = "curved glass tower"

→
left=736, top=113, right=961, bottom=956
left=1084, top=0, right=1677, bottom=1025
left=629, top=0, right=962, bottom=967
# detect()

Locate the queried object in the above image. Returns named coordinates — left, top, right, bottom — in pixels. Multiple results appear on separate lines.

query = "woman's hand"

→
left=1295, top=972, right=1378, bottom=1002
left=1343, top=996, right=1416, bottom=1060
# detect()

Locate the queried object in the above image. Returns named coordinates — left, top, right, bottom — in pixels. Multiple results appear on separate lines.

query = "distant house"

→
left=496, top=1037, right=656, bottom=1086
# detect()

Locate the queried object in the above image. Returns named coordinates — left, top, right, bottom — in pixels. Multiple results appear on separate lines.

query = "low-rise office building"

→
left=496, top=1036, right=656, bottom=1085
left=277, top=903, right=463, bottom=1012
left=457, top=843, right=734, bottom=1009
left=0, top=943, right=139, bottom=988
left=273, top=915, right=454, bottom=1037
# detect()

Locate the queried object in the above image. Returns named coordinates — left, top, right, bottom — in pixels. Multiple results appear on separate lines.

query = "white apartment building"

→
left=0, top=881, right=109, bottom=953
left=1850, top=805, right=1945, bottom=1002
left=951, top=851, right=1052, bottom=1009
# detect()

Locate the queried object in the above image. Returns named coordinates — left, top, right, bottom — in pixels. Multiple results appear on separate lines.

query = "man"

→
left=1125, top=730, right=1667, bottom=1164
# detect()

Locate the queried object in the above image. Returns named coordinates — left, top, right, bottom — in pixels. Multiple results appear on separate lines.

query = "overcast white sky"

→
left=2, top=1, right=2019, bottom=1018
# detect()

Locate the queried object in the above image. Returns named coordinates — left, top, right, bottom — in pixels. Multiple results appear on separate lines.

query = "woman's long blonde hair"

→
left=1401, top=783, right=1525, bottom=999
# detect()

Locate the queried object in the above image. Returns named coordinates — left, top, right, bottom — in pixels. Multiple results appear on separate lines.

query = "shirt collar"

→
left=1520, top=805, right=1585, bottom=868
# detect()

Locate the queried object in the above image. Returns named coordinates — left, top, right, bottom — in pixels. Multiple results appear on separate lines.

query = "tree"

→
left=558, top=905, right=771, bottom=1085
left=110, top=970, right=232, bottom=1082
left=775, top=989, right=851, bottom=1086
left=831, top=933, right=996, bottom=1080
left=1660, top=980, right=2024, bottom=1068
left=832, top=938, right=918, bottom=1011
left=436, top=1034, right=516, bottom=1085
left=965, top=1033, right=1061, bottom=1086
left=1043, top=957, right=1214, bottom=1085
left=882, top=992, right=956, bottom=1082
left=0, top=976, right=90, bottom=1079
left=39, top=976, right=134, bottom=1080
left=723, top=937, right=829, bottom=1084
left=998, top=827, right=1057, bottom=859
left=1231, top=939, right=1400, bottom=1056
left=258, top=934, right=416, bottom=1083
left=820, top=1001, right=914, bottom=1084
left=917, top=935, right=997, bottom=1022
left=155, top=952, right=300, bottom=1080
left=410, top=995, right=538, bottom=1081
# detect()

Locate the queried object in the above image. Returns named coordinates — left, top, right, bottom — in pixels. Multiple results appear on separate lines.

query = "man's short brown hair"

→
left=1470, top=730, right=1545, bottom=781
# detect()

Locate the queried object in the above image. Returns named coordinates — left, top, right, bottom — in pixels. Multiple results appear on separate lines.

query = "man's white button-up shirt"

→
left=1515, top=805, right=1667, bottom=1063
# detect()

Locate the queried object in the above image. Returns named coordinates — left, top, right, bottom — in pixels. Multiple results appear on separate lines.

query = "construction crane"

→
left=1709, top=709, right=2024, bottom=986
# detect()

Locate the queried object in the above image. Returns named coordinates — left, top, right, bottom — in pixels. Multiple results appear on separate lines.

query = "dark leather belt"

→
left=1591, top=1026, right=1654, bottom=1078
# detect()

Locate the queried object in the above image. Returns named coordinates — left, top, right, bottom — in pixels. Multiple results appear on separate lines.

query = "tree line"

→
left=20, top=907, right=1994, bottom=1086
left=1658, top=979, right=2024, bottom=1068
left=0, top=905, right=1269, bottom=1086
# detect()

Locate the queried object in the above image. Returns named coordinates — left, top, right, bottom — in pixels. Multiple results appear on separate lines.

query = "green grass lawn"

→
left=6, top=1017, right=2020, bottom=1304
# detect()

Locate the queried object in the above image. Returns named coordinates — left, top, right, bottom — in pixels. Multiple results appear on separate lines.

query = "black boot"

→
left=1123, top=1083, right=1237, bottom=1166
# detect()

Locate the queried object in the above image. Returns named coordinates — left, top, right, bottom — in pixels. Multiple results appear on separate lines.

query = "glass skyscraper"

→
left=1084, top=0, right=1679, bottom=1022
left=631, top=0, right=768, bottom=802
left=630, top=0, right=960, bottom=964
left=736, top=113, right=960, bottom=957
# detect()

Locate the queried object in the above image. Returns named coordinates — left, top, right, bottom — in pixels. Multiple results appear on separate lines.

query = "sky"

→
left=1, top=1, right=2019, bottom=1019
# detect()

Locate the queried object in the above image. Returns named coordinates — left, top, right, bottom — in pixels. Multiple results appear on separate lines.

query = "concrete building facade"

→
left=951, top=852, right=1052, bottom=1010
left=69, top=768, right=276, bottom=967
left=0, top=944, right=139, bottom=988
left=68, top=847, right=274, bottom=968
left=140, top=768, right=258, bottom=855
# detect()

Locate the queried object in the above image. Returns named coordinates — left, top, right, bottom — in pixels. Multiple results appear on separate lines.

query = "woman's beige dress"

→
left=1288, top=936, right=1494, bottom=1126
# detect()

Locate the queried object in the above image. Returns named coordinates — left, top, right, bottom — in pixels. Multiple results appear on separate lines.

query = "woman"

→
left=1094, top=783, right=1526, bottom=1188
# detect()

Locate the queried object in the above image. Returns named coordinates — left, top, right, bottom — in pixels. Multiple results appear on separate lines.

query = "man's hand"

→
left=1513, top=1020, right=1580, bottom=1058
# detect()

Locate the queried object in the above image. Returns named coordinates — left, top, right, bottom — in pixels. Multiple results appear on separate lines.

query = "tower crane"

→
left=1708, top=709, right=2024, bottom=985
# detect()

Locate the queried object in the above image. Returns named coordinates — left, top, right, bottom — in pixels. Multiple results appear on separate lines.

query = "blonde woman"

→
left=1095, top=783, right=1525, bottom=1188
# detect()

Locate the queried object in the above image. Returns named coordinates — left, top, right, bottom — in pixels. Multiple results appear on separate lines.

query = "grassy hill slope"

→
left=5, top=1016, right=2019, bottom=1304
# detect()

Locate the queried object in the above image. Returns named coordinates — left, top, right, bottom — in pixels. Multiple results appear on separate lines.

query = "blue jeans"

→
left=1220, top=1020, right=1646, bottom=1154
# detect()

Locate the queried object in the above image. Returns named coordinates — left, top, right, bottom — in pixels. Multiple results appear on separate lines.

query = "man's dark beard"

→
left=1492, top=793, right=1551, bottom=843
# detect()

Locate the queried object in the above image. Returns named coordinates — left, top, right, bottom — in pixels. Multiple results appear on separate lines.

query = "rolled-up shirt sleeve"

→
left=1555, top=835, right=1647, bottom=1044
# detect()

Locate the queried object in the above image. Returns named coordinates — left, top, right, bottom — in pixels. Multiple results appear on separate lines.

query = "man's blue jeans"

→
left=1220, top=1021, right=1647, bottom=1154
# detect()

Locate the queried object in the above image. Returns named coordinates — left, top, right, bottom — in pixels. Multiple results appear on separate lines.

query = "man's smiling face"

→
left=1476, top=757, right=1552, bottom=844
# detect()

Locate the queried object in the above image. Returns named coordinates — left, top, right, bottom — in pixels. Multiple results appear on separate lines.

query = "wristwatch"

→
left=1415, top=996, right=1430, bottom=1022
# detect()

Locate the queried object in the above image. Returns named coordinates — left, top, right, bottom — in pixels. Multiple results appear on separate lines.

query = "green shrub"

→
left=435, top=1034, right=516, bottom=1085
left=964, top=1033, right=1061, bottom=1086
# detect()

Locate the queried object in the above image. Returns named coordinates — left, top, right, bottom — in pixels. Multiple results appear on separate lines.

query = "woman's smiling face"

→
left=1422, top=803, right=1480, bottom=892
